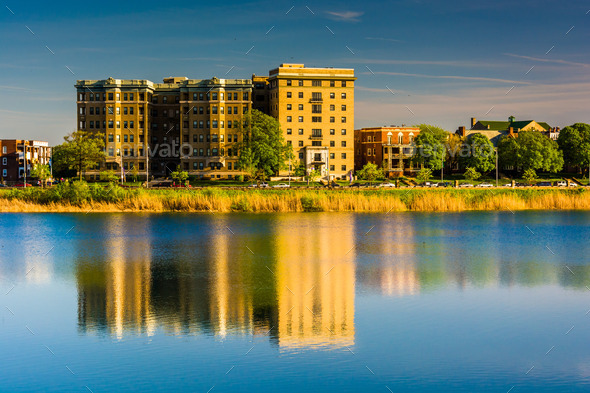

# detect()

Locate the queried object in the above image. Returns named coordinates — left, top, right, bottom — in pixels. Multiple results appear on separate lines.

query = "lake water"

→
left=1, top=211, right=590, bottom=392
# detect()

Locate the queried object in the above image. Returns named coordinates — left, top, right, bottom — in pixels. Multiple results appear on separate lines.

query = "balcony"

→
left=309, top=98, right=323, bottom=103
left=309, top=134, right=323, bottom=140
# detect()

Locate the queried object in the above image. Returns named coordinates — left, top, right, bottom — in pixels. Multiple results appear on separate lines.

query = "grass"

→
left=1, top=182, right=590, bottom=213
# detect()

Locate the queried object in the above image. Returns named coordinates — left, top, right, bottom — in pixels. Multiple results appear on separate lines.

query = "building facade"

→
left=263, top=64, right=355, bottom=180
left=0, top=139, right=51, bottom=182
left=75, top=63, right=355, bottom=180
left=354, top=127, right=420, bottom=177
left=456, top=116, right=558, bottom=146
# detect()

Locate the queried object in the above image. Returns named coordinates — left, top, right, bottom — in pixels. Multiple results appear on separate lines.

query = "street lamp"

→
left=495, top=147, right=499, bottom=187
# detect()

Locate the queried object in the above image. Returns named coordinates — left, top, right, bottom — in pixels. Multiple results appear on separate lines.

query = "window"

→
left=117, top=135, right=121, bottom=142
left=341, top=129, right=347, bottom=135
left=287, top=92, right=292, bottom=98
left=298, top=129, right=304, bottom=135
left=108, top=93, right=113, bottom=100
left=108, top=120, right=114, bottom=129
left=341, top=153, right=346, bottom=159
left=124, top=134, right=128, bottom=143
left=330, top=81, right=335, bottom=87
left=341, top=93, right=347, bottom=99
left=341, top=117, right=346, bottom=123
left=298, top=141, right=304, bottom=147
left=299, top=153, right=304, bottom=159
left=2, top=146, right=6, bottom=154
left=330, top=105, right=335, bottom=111
left=312, top=117, right=322, bottom=123
left=287, top=116, right=292, bottom=122
left=287, top=104, right=292, bottom=110
left=330, top=129, right=335, bottom=135
left=298, top=80, right=303, bottom=86
left=287, top=128, right=292, bottom=135
left=298, top=92, right=303, bottom=99
left=243, top=92, right=249, bottom=100
left=330, top=165, right=335, bottom=171
left=409, top=133, right=414, bottom=143
left=330, top=141, right=335, bottom=147
left=330, top=93, right=335, bottom=99
left=2, top=157, right=6, bottom=165
left=130, top=134, right=134, bottom=142
left=330, top=117, right=335, bottom=123
left=312, top=80, right=321, bottom=87
left=341, top=81, right=347, bottom=87
left=163, top=96, right=168, bottom=103
left=298, top=104, right=304, bottom=110
left=116, top=107, right=120, bottom=115
left=123, top=93, right=128, bottom=101
left=116, top=93, right=120, bottom=101
left=341, top=105, right=346, bottom=111
left=108, top=148, right=114, bottom=156
left=312, top=105, right=322, bottom=113
left=341, top=141, right=346, bottom=147
left=312, top=129, right=322, bottom=137
left=193, top=121, right=198, bottom=129
left=116, top=121, right=120, bottom=129
left=341, top=165, right=346, bottom=171
left=233, top=93, right=238, bottom=100
left=330, top=153, right=335, bottom=159
left=286, top=80, right=292, bottom=86
left=123, top=121, right=128, bottom=129
left=398, top=133, right=404, bottom=144
left=312, top=141, right=322, bottom=146
left=298, top=116, right=303, bottom=122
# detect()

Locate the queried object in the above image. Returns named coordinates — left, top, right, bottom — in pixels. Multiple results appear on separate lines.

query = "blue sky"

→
left=1, top=0, right=589, bottom=145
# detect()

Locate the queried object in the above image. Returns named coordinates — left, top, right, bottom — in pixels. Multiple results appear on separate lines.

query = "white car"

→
left=556, top=181, right=567, bottom=187
left=272, top=183, right=290, bottom=188
left=569, top=182, right=578, bottom=187
left=428, top=182, right=439, bottom=188
left=379, top=183, right=396, bottom=188
left=459, top=183, right=474, bottom=188
left=477, top=183, right=494, bottom=188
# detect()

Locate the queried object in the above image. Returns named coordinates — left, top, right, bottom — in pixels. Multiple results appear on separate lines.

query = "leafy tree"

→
left=463, top=167, right=481, bottom=182
left=171, top=170, right=189, bottom=186
left=30, top=162, right=51, bottom=187
left=130, top=166, right=139, bottom=183
left=53, top=131, right=105, bottom=181
left=100, top=170, right=119, bottom=184
left=293, top=162, right=306, bottom=177
left=498, top=132, right=563, bottom=173
left=236, top=109, right=290, bottom=178
left=522, top=168, right=537, bottom=184
left=460, top=134, right=495, bottom=173
left=413, top=131, right=445, bottom=171
left=416, top=167, right=432, bottom=183
left=356, top=163, right=383, bottom=182
left=445, top=133, right=464, bottom=169
left=415, top=124, right=448, bottom=144
left=557, top=123, right=590, bottom=173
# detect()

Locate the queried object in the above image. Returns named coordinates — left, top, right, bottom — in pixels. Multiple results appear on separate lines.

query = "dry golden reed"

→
left=1, top=188, right=590, bottom=213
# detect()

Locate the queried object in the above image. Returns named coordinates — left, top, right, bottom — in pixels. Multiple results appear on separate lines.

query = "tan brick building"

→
left=354, top=126, right=420, bottom=177
left=0, top=139, right=51, bottom=183
left=259, top=64, right=355, bottom=180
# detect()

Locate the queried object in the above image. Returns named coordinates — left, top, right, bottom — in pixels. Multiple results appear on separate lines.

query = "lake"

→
left=1, top=211, right=590, bottom=392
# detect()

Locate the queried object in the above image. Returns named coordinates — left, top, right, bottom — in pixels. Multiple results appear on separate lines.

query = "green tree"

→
left=30, top=162, right=51, bottom=187
left=100, top=170, right=119, bottom=184
left=236, top=109, right=290, bottom=178
left=557, top=123, right=590, bottom=173
left=293, top=162, right=307, bottom=177
left=498, top=132, right=563, bottom=173
left=171, top=170, right=189, bottom=186
left=460, top=134, right=495, bottom=173
left=463, top=167, right=481, bottom=182
left=356, top=163, right=383, bottom=182
left=53, top=131, right=105, bottom=181
left=523, top=168, right=537, bottom=184
left=413, top=131, right=445, bottom=170
left=416, top=167, right=432, bottom=183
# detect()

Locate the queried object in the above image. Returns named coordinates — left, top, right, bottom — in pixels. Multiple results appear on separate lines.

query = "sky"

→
left=1, top=0, right=589, bottom=145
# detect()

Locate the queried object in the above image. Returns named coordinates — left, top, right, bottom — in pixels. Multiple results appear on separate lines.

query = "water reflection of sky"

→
left=1, top=212, right=590, bottom=392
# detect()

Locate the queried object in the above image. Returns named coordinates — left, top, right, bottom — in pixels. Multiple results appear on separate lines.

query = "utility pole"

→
left=441, top=148, right=445, bottom=182
left=496, top=147, right=499, bottom=187
left=23, top=143, right=27, bottom=186
left=146, top=145, right=149, bottom=188
left=288, top=155, right=291, bottom=187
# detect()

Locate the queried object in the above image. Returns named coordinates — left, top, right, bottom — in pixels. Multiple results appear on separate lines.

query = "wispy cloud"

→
left=504, top=53, right=590, bottom=68
left=368, top=71, right=531, bottom=85
left=339, top=58, right=501, bottom=68
left=365, top=36, right=402, bottom=43
left=325, top=11, right=364, bottom=22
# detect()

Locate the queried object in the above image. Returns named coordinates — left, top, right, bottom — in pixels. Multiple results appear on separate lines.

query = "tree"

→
left=460, top=134, right=495, bottom=173
left=171, top=170, right=189, bottom=186
left=415, top=124, right=448, bottom=144
left=236, top=109, right=290, bottom=178
left=413, top=131, right=446, bottom=170
left=557, top=123, right=590, bottom=173
left=100, top=170, right=119, bottom=184
left=523, top=168, right=537, bottom=184
left=463, top=167, right=481, bottom=182
left=53, top=131, right=105, bottom=181
left=498, top=132, right=563, bottom=173
left=130, top=166, right=139, bottom=183
left=30, top=162, right=51, bottom=187
left=356, top=163, right=383, bottom=182
left=445, top=133, right=464, bottom=170
left=293, top=162, right=306, bottom=177
left=416, top=167, right=432, bottom=183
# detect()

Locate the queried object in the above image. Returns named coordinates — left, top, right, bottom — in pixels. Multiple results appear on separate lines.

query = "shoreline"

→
left=1, top=188, right=590, bottom=213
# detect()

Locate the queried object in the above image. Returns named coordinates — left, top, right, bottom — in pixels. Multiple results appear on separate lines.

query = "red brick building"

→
left=0, top=140, right=51, bottom=183
left=354, top=126, right=420, bottom=177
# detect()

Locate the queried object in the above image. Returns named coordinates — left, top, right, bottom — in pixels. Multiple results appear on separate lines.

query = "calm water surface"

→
left=1, top=211, right=590, bottom=392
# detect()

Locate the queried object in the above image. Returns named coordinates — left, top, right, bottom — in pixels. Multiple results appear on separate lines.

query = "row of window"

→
left=153, top=92, right=249, bottom=104
left=284, top=92, right=347, bottom=99
left=365, top=134, right=414, bottom=143
left=286, top=128, right=347, bottom=136
left=184, top=134, right=239, bottom=143
left=107, top=148, right=144, bottom=157
left=79, top=92, right=145, bottom=102
left=286, top=104, right=347, bottom=112
left=282, top=80, right=348, bottom=87
left=286, top=116, right=347, bottom=123
left=288, top=140, right=348, bottom=147
left=107, top=134, right=145, bottom=143
left=187, top=162, right=237, bottom=171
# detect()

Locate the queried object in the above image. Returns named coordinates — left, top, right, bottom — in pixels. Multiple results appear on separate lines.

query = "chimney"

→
left=509, top=127, right=514, bottom=136
left=470, top=118, right=477, bottom=129
left=458, top=126, right=466, bottom=137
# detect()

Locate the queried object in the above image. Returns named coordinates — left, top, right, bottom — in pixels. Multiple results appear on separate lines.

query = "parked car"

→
left=349, top=183, right=361, bottom=188
left=536, top=181, right=552, bottom=187
left=259, top=182, right=269, bottom=188
left=437, top=182, right=452, bottom=188
left=555, top=181, right=567, bottom=187
left=569, top=182, right=579, bottom=187
left=379, top=183, right=396, bottom=188
left=14, top=183, right=33, bottom=188
left=248, top=183, right=258, bottom=188
left=171, top=184, right=192, bottom=188
left=459, top=183, right=474, bottom=188
left=514, top=182, right=527, bottom=187
left=272, top=183, right=290, bottom=188
left=477, top=183, right=494, bottom=188
left=428, top=182, right=439, bottom=188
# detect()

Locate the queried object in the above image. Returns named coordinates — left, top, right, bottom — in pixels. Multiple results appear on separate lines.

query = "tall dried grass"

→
left=1, top=187, right=589, bottom=213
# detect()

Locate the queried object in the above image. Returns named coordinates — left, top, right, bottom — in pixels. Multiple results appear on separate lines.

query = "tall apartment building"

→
left=0, top=139, right=51, bottom=182
left=75, top=63, right=354, bottom=180
left=354, top=126, right=420, bottom=177
left=260, top=64, right=355, bottom=180
left=75, top=77, right=251, bottom=179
